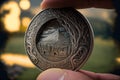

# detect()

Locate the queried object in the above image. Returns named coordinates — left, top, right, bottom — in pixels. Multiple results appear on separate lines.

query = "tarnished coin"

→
left=25, top=8, right=94, bottom=71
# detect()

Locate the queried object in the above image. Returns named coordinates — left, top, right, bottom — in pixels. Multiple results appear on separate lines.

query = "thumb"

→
left=37, top=68, right=93, bottom=80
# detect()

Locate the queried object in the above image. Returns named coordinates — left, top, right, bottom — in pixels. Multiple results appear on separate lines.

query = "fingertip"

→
left=40, top=0, right=93, bottom=10
left=37, top=68, right=93, bottom=80
left=79, top=70, right=97, bottom=79
left=40, top=0, right=46, bottom=10
left=40, top=0, right=76, bottom=10
left=37, top=68, right=66, bottom=80
left=40, top=0, right=59, bottom=10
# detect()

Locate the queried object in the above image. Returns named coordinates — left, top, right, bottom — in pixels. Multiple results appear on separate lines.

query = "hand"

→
left=37, top=68, right=120, bottom=80
left=40, top=0, right=114, bottom=9
left=37, top=0, right=118, bottom=80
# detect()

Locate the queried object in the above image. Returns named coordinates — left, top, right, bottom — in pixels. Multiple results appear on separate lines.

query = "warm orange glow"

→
left=116, top=57, right=120, bottom=63
left=31, top=7, right=42, bottom=15
left=22, top=17, right=31, bottom=27
left=19, top=0, right=31, bottom=10
left=1, top=53, right=35, bottom=68
left=1, top=1, right=21, bottom=32
left=102, top=12, right=109, bottom=19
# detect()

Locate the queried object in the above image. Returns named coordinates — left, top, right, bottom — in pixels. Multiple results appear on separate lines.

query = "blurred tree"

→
left=88, top=17, right=112, bottom=39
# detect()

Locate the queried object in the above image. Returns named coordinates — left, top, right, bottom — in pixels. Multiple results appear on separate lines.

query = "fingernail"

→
left=37, top=68, right=67, bottom=80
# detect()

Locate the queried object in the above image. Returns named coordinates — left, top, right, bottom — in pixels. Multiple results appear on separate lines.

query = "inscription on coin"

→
left=25, top=8, right=94, bottom=71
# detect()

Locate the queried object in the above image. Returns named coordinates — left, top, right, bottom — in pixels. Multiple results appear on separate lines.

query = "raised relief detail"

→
left=36, top=20, right=72, bottom=62
left=25, top=8, right=93, bottom=71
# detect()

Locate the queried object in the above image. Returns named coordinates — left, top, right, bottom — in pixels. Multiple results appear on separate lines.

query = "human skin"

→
left=37, top=0, right=120, bottom=80
left=37, top=68, right=120, bottom=80
left=41, top=0, right=114, bottom=9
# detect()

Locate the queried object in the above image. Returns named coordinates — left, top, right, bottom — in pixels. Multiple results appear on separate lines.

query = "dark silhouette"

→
left=0, top=0, right=10, bottom=80
left=112, top=0, right=120, bottom=75
left=113, top=0, right=120, bottom=48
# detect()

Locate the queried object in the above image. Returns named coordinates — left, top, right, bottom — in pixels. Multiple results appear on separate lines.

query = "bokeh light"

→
left=19, top=0, right=31, bottom=10
left=1, top=1, right=21, bottom=32
left=116, top=57, right=120, bottom=63
left=1, top=53, right=35, bottom=68
left=22, top=17, right=31, bottom=27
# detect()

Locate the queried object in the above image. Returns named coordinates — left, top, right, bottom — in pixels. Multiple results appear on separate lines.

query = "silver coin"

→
left=25, top=8, right=94, bottom=71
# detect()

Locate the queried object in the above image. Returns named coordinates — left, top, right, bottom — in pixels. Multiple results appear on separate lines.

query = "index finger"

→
left=80, top=70, right=120, bottom=80
left=40, top=0, right=92, bottom=9
left=40, top=0, right=114, bottom=9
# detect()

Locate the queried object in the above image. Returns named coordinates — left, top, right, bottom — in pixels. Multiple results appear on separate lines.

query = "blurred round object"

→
left=116, top=57, right=120, bottom=63
left=22, top=17, right=31, bottom=27
left=19, top=0, right=30, bottom=10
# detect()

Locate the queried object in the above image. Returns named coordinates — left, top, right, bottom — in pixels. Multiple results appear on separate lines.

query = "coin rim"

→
left=25, top=8, right=94, bottom=71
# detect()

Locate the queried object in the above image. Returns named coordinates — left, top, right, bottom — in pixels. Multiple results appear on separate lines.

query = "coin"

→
left=25, top=8, right=94, bottom=71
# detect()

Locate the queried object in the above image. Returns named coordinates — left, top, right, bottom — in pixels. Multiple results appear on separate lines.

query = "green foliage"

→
left=82, top=38, right=118, bottom=72
left=5, top=34, right=26, bottom=54
left=88, top=17, right=113, bottom=39
left=17, top=68, right=40, bottom=80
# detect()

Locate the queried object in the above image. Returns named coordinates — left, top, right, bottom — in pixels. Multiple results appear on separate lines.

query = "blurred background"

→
left=0, top=0, right=120, bottom=80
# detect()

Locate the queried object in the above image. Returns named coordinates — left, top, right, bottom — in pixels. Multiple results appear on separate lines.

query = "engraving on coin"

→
left=37, top=19, right=72, bottom=62
left=25, top=8, right=94, bottom=71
